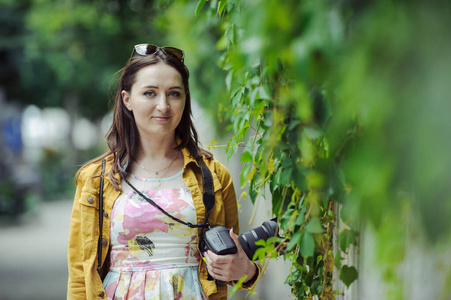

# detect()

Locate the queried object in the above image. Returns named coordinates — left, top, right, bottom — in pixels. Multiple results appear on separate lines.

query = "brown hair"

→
left=77, top=49, right=212, bottom=189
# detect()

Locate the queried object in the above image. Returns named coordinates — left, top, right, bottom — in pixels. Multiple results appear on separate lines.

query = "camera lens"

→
left=238, top=219, right=278, bottom=260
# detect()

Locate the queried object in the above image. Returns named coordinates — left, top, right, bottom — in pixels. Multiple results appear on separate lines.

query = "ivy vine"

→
left=194, top=0, right=358, bottom=298
left=161, top=0, right=451, bottom=299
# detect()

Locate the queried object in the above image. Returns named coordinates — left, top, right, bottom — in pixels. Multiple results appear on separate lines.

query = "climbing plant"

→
left=189, top=1, right=356, bottom=298
left=160, top=0, right=451, bottom=299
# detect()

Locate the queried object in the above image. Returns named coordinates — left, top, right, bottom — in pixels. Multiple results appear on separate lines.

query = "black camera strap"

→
left=197, top=158, right=215, bottom=252
left=198, top=158, right=215, bottom=226
left=96, top=159, right=106, bottom=275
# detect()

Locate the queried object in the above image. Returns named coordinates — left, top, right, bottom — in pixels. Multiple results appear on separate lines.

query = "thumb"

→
left=229, top=228, right=244, bottom=254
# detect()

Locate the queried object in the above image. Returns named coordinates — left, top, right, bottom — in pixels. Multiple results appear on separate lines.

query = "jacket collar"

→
left=181, top=147, right=199, bottom=169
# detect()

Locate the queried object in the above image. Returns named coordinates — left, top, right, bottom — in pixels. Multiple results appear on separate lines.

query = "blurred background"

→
left=0, top=0, right=291, bottom=299
left=1, top=0, right=451, bottom=300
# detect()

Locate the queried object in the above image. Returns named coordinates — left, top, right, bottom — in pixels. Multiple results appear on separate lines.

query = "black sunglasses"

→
left=133, top=44, right=185, bottom=62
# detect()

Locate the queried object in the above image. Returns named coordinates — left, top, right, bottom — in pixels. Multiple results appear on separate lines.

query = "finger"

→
left=206, top=261, right=235, bottom=282
left=206, top=261, right=224, bottom=275
left=204, top=250, right=231, bottom=266
left=203, top=251, right=214, bottom=266
left=229, top=228, right=244, bottom=254
left=207, top=267, right=227, bottom=281
left=204, top=257, right=228, bottom=281
left=203, top=250, right=221, bottom=264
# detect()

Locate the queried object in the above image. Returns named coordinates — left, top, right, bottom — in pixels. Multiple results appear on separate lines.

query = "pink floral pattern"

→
left=103, top=171, right=207, bottom=300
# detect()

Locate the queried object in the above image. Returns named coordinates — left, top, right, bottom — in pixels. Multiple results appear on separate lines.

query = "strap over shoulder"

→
left=97, top=159, right=106, bottom=274
left=197, top=157, right=215, bottom=219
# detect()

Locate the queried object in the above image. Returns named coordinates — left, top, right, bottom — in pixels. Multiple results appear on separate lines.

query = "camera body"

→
left=204, top=226, right=238, bottom=255
left=202, top=219, right=278, bottom=260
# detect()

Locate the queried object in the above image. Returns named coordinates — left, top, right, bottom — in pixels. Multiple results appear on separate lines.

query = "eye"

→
left=168, top=91, right=181, bottom=97
left=144, top=90, right=156, bottom=97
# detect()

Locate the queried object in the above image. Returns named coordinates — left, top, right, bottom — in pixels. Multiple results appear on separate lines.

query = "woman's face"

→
left=122, top=62, right=186, bottom=141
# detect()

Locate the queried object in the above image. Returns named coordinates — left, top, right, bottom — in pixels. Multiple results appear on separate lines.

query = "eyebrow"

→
left=141, top=85, right=183, bottom=90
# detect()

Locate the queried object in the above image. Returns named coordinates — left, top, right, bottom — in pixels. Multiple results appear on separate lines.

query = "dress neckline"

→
left=130, top=168, right=183, bottom=182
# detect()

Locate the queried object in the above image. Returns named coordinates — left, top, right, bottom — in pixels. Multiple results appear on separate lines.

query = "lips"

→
left=152, top=116, right=171, bottom=122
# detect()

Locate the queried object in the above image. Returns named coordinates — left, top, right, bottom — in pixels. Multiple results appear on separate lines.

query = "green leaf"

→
left=254, top=239, right=266, bottom=246
left=305, top=217, right=324, bottom=234
left=280, top=166, right=293, bottom=187
left=287, top=230, right=302, bottom=251
left=249, top=183, right=258, bottom=204
left=229, top=274, right=247, bottom=297
left=195, top=0, right=207, bottom=18
left=270, top=170, right=281, bottom=192
left=271, top=188, right=282, bottom=215
left=253, top=247, right=266, bottom=262
left=340, top=265, right=358, bottom=288
left=231, top=87, right=245, bottom=106
left=335, top=252, right=342, bottom=269
left=224, top=23, right=234, bottom=37
left=236, top=120, right=250, bottom=141
left=281, top=207, right=295, bottom=225
left=226, top=139, right=238, bottom=162
left=257, top=85, right=272, bottom=101
left=207, top=139, right=218, bottom=151
left=293, top=167, right=307, bottom=190
left=300, top=231, right=314, bottom=258
left=295, top=214, right=304, bottom=226
left=231, top=86, right=244, bottom=98
left=240, top=150, right=253, bottom=163
left=316, top=255, right=323, bottom=265
left=339, top=229, right=356, bottom=252
left=218, top=0, right=229, bottom=17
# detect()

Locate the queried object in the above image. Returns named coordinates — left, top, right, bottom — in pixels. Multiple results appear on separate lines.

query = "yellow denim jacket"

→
left=67, top=148, right=261, bottom=299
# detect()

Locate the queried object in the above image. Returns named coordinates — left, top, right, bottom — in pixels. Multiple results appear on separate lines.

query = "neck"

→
left=136, top=134, right=179, bottom=160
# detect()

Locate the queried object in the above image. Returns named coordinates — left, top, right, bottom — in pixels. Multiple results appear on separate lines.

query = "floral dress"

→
left=103, top=169, right=207, bottom=300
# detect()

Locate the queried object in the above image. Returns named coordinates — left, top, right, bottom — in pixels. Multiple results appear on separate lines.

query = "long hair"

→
left=77, top=49, right=211, bottom=189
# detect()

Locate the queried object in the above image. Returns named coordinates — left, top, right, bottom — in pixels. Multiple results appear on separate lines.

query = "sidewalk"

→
left=0, top=200, right=72, bottom=300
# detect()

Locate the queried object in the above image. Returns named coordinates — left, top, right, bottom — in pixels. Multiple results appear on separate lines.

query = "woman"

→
left=67, top=44, right=260, bottom=300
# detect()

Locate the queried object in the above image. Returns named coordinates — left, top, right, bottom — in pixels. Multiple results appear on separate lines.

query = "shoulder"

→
left=76, top=153, right=114, bottom=182
left=182, top=147, right=232, bottom=180
left=203, top=156, right=232, bottom=182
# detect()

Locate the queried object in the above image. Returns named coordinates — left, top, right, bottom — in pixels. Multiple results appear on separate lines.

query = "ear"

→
left=122, top=90, right=132, bottom=111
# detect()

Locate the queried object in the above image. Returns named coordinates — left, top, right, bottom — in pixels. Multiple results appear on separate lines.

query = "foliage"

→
left=1, top=0, right=169, bottom=117
left=164, top=0, right=451, bottom=299
left=184, top=0, right=352, bottom=298
left=0, top=0, right=28, bottom=99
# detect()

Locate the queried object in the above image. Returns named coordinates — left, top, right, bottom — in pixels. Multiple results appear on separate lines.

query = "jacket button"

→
left=101, top=238, right=108, bottom=246
left=103, top=212, right=108, bottom=218
left=99, top=291, right=105, bottom=298
left=87, top=197, right=94, bottom=204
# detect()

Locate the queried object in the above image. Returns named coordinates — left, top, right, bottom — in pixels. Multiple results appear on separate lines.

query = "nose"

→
left=156, top=94, right=170, bottom=112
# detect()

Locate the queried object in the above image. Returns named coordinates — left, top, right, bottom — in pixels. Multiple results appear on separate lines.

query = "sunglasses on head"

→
left=133, top=44, right=185, bottom=62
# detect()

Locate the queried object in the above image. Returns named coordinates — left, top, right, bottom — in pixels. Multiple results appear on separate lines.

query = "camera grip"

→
left=204, top=226, right=237, bottom=285
left=204, top=226, right=237, bottom=255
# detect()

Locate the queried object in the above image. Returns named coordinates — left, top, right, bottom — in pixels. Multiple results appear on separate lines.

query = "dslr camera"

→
left=202, top=218, right=278, bottom=260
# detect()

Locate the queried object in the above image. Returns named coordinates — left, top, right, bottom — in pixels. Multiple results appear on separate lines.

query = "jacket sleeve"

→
left=215, top=160, right=263, bottom=291
left=215, top=161, right=239, bottom=234
left=67, top=172, right=87, bottom=299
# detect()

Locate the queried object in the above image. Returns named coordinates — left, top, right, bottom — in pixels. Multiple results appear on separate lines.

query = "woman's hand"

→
left=203, top=228, right=257, bottom=283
